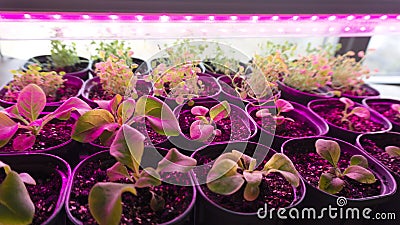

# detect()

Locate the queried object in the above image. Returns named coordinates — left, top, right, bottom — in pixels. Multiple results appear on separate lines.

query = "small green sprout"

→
left=50, top=40, right=81, bottom=69
left=385, top=146, right=400, bottom=157
left=339, top=97, right=370, bottom=130
left=255, top=99, right=294, bottom=125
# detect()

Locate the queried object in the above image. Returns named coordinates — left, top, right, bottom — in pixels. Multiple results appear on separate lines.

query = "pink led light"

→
left=328, top=15, right=336, bottom=21
left=397, top=15, right=400, bottom=20
left=272, top=16, right=279, bottom=21
left=109, top=15, right=118, bottom=20
left=53, top=14, right=61, bottom=19
left=311, top=15, right=318, bottom=21
left=208, top=16, right=215, bottom=21
left=344, top=27, right=351, bottom=32
left=292, top=16, right=299, bottom=20
left=251, top=16, right=259, bottom=22
left=24, top=14, right=31, bottom=19
left=380, top=15, right=388, bottom=20
left=185, top=16, right=192, bottom=21
left=230, top=16, right=237, bottom=21
left=82, top=15, right=90, bottom=19
left=160, top=15, right=169, bottom=22
left=364, top=15, right=371, bottom=20
left=135, top=15, right=143, bottom=21
left=347, top=15, right=354, bottom=20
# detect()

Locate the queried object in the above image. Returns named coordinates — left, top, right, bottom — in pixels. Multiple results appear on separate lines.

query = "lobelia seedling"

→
left=0, top=161, right=36, bottom=225
left=339, top=97, right=371, bottom=130
left=391, top=104, right=400, bottom=118
left=189, top=101, right=231, bottom=142
left=385, top=146, right=400, bottom=157
left=206, top=150, right=300, bottom=201
left=72, top=94, right=180, bottom=146
left=255, top=99, right=294, bottom=125
left=88, top=124, right=197, bottom=225
left=316, top=139, right=376, bottom=194
left=0, top=84, right=91, bottom=151
left=91, top=40, right=134, bottom=66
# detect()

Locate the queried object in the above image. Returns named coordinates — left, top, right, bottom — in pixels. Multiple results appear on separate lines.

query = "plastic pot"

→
left=246, top=100, right=329, bottom=150
left=80, top=76, right=152, bottom=108
left=340, top=84, right=380, bottom=103
left=0, top=153, right=71, bottom=225
left=90, top=57, right=150, bottom=77
left=363, top=97, right=400, bottom=132
left=282, top=136, right=397, bottom=209
left=65, top=149, right=196, bottom=225
left=202, top=60, right=248, bottom=79
left=0, top=75, right=84, bottom=111
left=22, top=55, right=91, bottom=80
left=169, top=99, right=257, bottom=155
left=308, top=98, right=392, bottom=144
left=277, top=81, right=333, bottom=106
left=191, top=141, right=306, bottom=225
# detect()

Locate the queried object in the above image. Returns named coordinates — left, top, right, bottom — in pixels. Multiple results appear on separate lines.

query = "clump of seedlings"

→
left=385, top=145, right=400, bottom=157
left=72, top=94, right=180, bottom=146
left=50, top=40, right=81, bottom=70
left=189, top=101, right=231, bottom=142
left=339, top=97, right=371, bottom=130
left=391, top=104, right=400, bottom=118
left=206, top=150, right=300, bottom=201
left=315, top=139, right=376, bottom=194
left=88, top=124, right=197, bottom=225
left=91, top=40, right=134, bottom=66
left=0, top=161, right=36, bottom=225
left=0, top=84, right=91, bottom=151
left=255, top=99, right=294, bottom=125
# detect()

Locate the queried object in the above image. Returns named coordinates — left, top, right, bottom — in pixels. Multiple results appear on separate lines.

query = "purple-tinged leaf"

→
left=135, top=167, right=161, bottom=188
left=117, top=99, right=136, bottom=124
left=95, top=100, right=111, bottom=111
left=150, top=191, right=165, bottom=212
left=206, top=158, right=244, bottom=195
left=275, top=116, right=286, bottom=125
left=209, top=101, right=231, bottom=122
left=256, top=109, right=271, bottom=118
left=191, top=106, right=209, bottom=116
left=263, top=153, right=300, bottom=187
left=350, top=155, right=369, bottom=168
left=12, top=134, right=36, bottom=151
left=391, top=104, right=400, bottom=113
left=43, top=97, right=91, bottom=124
left=18, top=173, right=36, bottom=185
left=276, top=99, right=294, bottom=113
left=16, top=84, right=46, bottom=122
left=106, top=162, right=131, bottom=182
left=4, top=105, right=22, bottom=120
left=315, top=139, right=341, bottom=168
left=213, top=129, right=222, bottom=136
left=157, top=148, right=197, bottom=173
left=109, top=94, right=123, bottom=115
left=343, top=165, right=376, bottom=184
left=0, top=112, right=18, bottom=148
left=318, top=172, right=345, bottom=194
left=385, top=146, right=400, bottom=157
left=339, top=97, right=354, bottom=108
left=243, top=171, right=263, bottom=201
left=351, top=107, right=370, bottom=119
left=189, top=120, right=214, bottom=142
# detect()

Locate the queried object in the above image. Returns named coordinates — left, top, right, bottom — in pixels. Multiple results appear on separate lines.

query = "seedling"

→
left=72, top=94, right=180, bottom=146
left=255, top=99, right=294, bottom=125
left=91, top=40, right=134, bottom=66
left=189, top=101, right=231, bottom=142
left=391, top=104, right=400, bottom=118
left=0, top=84, right=91, bottom=151
left=206, top=150, right=300, bottom=201
left=50, top=40, right=81, bottom=69
left=316, top=139, right=376, bottom=194
left=385, top=146, right=400, bottom=157
left=0, top=161, right=36, bottom=225
left=88, top=125, right=197, bottom=225
left=340, top=97, right=370, bottom=130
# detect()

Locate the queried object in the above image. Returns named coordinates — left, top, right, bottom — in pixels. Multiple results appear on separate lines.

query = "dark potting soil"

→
left=160, top=77, right=219, bottom=99
left=196, top=155, right=296, bottom=213
left=341, top=86, right=376, bottom=97
left=69, top=155, right=193, bottom=225
left=249, top=107, right=318, bottom=138
left=0, top=169, right=62, bottom=225
left=178, top=109, right=250, bottom=142
left=89, top=82, right=151, bottom=101
left=285, top=143, right=382, bottom=199
left=369, top=103, right=400, bottom=124
left=43, top=61, right=88, bottom=74
left=0, top=118, right=73, bottom=153
left=360, top=137, right=400, bottom=177
left=310, top=102, right=385, bottom=133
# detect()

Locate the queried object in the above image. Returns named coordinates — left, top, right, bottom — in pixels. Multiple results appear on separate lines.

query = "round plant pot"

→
left=66, top=149, right=196, bottom=225
left=277, top=81, right=333, bottom=106
left=246, top=100, right=329, bottom=150
left=0, top=153, right=71, bottom=225
left=191, top=141, right=306, bottom=225
left=22, top=55, right=91, bottom=81
left=80, top=76, right=152, bottom=108
left=90, top=57, right=150, bottom=77
left=169, top=99, right=257, bottom=155
left=363, top=97, right=400, bottom=132
left=0, top=75, right=84, bottom=111
left=155, top=74, right=222, bottom=110
left=202, top=60, right=249, bottom=79
left=339, top=84, right=380, bottom=103
left=308, top=98, right=392, bottom=144
left=282, top=136, right=397, bottom=209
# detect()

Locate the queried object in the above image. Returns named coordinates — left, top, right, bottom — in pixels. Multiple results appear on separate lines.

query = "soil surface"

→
left=310, top=102, right=385, bottom=132
left=369, top=103, right=400, bottom=125
left=0, top=169, right=62, bottom=225
left=340, top=86, right=377, bottom=97
left=69, top=154, right=193, bottom=225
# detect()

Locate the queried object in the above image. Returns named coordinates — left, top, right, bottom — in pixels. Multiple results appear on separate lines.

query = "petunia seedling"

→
left=255, top=99, right=294, bottom=125
left=72, top=94, right=180, bottom=146
left=385, top=146, right=400, bottom=157
left=339, top=97, right=371, bottom=130
left=189, top=101, right=231, bottom=142
left=316, top=139, right=376, bottom=195
left=0, top=84, right=91, bottom=151
left=391, top=104, right=400, bottom=118
left=0, top=161, right=36, bottom=225
left=88, top=124, right=197, bottom=225
left=206, top=150, right=300, bottom=201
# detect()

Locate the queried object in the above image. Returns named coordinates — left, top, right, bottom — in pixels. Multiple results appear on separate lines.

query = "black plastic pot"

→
left=363, top=97, right=400, bottom=132
left=169, top=99, right=257, bottom=155
left=22, top=55, right=91, bottom=81
left=191, top=141, right=306, bottom=225
left=0, top=153, right=71, bottom=225
left=65, top=149, right=196, bottom=225
left=90, top=57, right=150, bottom=77
left=246, top=100, right=329, bottom=150
left=278, top=81, right=333, bottom=106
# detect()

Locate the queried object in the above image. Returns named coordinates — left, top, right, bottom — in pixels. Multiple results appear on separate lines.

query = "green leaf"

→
left=12, top=134, right=36, bottom=151
left=117, top=99, right=135, bottom=124
left=315, top=139, right=341, bottom=168
left=263, top=153, right=300, bottom=187
left=0, top=112, right=18, bottom=148
left=343, top=165, right=376, bottom=184
left=385, top=146, right=400, bottom=157
left=109, top=94, right=123, bottom=116
left=189, top=120, right=214, bottom=142
left=135, top=96, right=180, bottom=136
left=135, top=167, right=162, bottom=188
left=0, top=171, right=35, bottom=225
left=18, top=173, right=36, bottom=185
left=42, top=97, right=91, bottom=125
left=106, top=162, right=131, bottom=182
left=350, top=155, right=369, bottom=168
left=206, top=158, right=244, bottom=195
left=318, top=173, right=345, bottom=194
left=157, top=148, right=197, bottom=173
left=109, top=124, right=145, bottom=175
left=209, top=101, right=231, bottom=122
left=0, top=161, right=11, bottom=174
left=89, top=182, right=136, bottom=225
left=243, top=171, right=263, bottom=201
left=72, top=109, right=118, bottom=143
left=16, top=84, right=46, bottom=122
left=150, top=191, right=165, bottom=212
